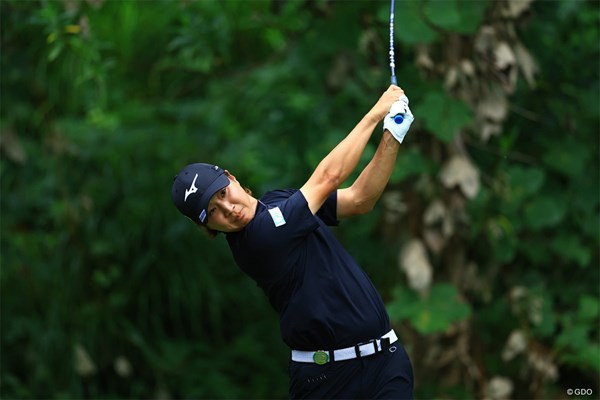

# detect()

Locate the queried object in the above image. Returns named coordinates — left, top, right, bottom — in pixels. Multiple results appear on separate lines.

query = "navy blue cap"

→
left=171, top=163, right=230, bottom=224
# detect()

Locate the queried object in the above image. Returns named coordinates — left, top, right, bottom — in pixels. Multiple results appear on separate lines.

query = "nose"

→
left=217, top=201, right=235, bottom=216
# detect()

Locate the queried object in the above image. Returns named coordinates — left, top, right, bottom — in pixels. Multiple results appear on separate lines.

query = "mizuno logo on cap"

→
left=184, top=173, right=199, bottom=202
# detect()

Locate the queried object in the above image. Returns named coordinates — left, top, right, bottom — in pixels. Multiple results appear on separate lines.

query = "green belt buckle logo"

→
left=313, top=350, right=329, bottom=365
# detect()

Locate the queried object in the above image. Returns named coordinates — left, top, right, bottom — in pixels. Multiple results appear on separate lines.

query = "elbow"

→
left=346, top=186, right=376, bottom=215
left=337, top=187, right=376, bottom=218
left=321, top=169, right=343, bottom=191
left=354, top=200, right=375, bottom=215
left=352, top=185, right=378, bottom=215
left=350, top=190, right=376, bottom=215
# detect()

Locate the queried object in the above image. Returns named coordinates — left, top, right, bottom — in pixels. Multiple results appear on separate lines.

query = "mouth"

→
left=234, top=209, right=244, bottom=222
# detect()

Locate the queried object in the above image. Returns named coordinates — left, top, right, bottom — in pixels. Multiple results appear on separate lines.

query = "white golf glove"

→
left=383, top=95, right=414, bottom=143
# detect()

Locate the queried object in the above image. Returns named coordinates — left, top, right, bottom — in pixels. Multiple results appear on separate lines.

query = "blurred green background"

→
left=1, top=0, right=598, bottom=399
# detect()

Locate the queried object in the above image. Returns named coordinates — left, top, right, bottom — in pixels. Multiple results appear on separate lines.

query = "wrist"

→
left=365, top=108, right=384, bottom=125
left=383, top=130, right=401, bottom=149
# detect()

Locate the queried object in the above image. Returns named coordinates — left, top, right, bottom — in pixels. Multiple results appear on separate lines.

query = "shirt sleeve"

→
left=316, top=191, right=339, bottom=226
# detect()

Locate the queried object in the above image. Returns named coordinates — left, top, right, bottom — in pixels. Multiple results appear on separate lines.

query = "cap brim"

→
left=198, top=174, right=231, bottom=223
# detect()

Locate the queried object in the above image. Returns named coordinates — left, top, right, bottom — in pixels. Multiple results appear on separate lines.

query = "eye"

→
left=209, top=207, right=216, bottom=216
left=220, top=188, right=226, bottom=197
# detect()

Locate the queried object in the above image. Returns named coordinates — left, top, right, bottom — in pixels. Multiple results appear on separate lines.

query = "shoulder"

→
left=261, top=188, right=297, bottom=203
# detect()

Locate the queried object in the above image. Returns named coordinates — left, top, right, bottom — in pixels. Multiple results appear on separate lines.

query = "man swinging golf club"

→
left=172, top=85, right=414, bottom=399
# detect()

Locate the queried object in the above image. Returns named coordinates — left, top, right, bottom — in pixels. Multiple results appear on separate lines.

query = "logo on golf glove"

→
left=383, top=95, right=414, bottom=143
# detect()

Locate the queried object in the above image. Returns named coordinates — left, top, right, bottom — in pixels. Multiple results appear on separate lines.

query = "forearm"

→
left=314, top=110, right=380, bottom=188
left=350, top=130, right=400, bottom=211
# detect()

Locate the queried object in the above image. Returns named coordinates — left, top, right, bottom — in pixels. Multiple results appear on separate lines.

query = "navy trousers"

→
left=288, top=343, right=413, bottom=399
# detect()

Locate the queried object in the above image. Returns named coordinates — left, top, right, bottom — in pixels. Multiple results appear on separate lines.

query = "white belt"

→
left=291, top=329, right=398, bottom=364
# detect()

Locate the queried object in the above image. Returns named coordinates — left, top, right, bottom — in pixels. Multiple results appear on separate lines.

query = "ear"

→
left=224, top=170, right=238, bottom=183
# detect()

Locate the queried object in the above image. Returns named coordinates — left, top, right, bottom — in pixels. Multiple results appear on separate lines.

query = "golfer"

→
left=171, top=85, right=414, bottom=399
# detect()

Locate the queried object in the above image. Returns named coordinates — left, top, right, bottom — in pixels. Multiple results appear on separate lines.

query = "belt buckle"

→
left=313, top=350, right=329, bottom=365
left=355, top=338, right=379, bottom=357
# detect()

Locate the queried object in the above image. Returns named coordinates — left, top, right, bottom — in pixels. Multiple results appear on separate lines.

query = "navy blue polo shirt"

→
left=226, top=189, right=390, bottom=351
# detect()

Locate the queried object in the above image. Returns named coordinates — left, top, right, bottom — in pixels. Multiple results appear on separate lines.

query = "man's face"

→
left=205, top=174, right=256, bottom=233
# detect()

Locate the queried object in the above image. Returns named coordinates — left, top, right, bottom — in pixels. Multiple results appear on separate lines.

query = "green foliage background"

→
left=1, top=0, right=598, bottom=399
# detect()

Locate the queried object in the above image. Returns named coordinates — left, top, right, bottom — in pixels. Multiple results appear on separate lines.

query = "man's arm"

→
left=300, top=85, right=405, bottom=214
left=337, top=130, right=400, bottom=218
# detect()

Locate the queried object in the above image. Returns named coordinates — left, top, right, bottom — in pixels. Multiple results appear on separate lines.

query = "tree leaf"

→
left=453, top=0, right=490, bottom=34
left=389, top=1, right=439, bottom=44
left=423, top=0, right=461, bottom=31
left=506, top=165, right=545, bottom=205
left=440, top=155, right=480, bottom=198
left=390, top=147, right=434, bottom=183
left=423, top=0, right=490, bottom=35
left=415, top=90, right=472, bottom=142
left=550, top=234, right=592, bottom=268
left=387, top=284, right=471, bottom=334
left=524, top=196, right=567, bottom=230
left=507, top=165, right=545, bottom=195
left=542, top=137, right=590, bottom=177
left=47, top=42, right=63, bottom=62
left=578, top=296, right=599, bottom=321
